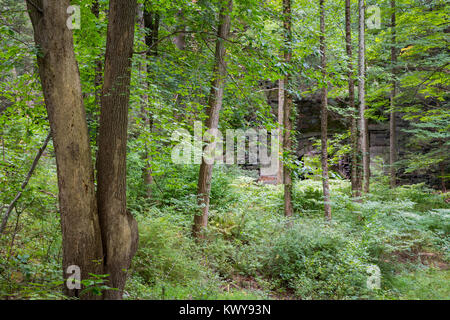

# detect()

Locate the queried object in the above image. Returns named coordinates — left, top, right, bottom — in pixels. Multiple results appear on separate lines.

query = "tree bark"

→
left=282, top=0, right=294, bottom=217
left=389, top=0, right=398, bottom=188
left=193, top=0, right=233, bottom=238
left=27, top=0, right=104, bottom=299
left=358, top=0, right=370, bottom=193
left=96, top=0, right=138, bottom=299
left=346, top=0, right=362, bottom=199
left=320, top=0, right=331, bottom=220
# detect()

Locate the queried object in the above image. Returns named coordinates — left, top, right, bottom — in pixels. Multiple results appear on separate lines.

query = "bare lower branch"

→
left=0, top=131, right=51, bottom=233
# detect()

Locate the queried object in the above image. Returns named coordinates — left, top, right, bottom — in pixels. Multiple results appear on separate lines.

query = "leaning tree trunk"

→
left=346, top=0, right=362, bottom=199
left=389, top=0, right=398, bottom=188
left=320, top=0, right=331, bottom=220
left=193, top=0, right=233, bottom=238
left=282, top=0, right=294, bottom=218
left=96, top=0, right=139, bottom=300
left=358, top=0, right=370, bottom=194
left=27, top=0, right=104, bottom=299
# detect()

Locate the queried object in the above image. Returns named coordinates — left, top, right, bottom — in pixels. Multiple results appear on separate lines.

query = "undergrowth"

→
left=1, top=164, right=448, bottom=299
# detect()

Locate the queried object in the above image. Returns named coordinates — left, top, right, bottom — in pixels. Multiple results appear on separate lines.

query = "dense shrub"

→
left=262, top=221, right=370, bottom=299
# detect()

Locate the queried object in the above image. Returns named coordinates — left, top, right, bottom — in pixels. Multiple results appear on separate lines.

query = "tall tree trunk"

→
left=173, top=9, right=189, bottom=121
left=142, top=3, right=160, bottom=198
left=358, top=0, right=370, bottom=193
left=389, top=0, right=397, bottom=188
left=27, top=0, right=104, bottom=299
left=277, top=78, right=284, bottom=185
left=144, top=6, right=160, bottom=57
left=440, top=161, right=447, bottom=193
left=97, top=0, right=138, bottom=299
left=282, top=0, right=294, bottom=217
left=346, top=0, right=362, bottom=199
left=320, top=0, right=331, bottom=220
left=193, top=0, right=233, bottom=238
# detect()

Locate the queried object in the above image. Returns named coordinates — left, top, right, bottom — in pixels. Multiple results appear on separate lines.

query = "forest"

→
left=0, top=0, right=448, bottom=301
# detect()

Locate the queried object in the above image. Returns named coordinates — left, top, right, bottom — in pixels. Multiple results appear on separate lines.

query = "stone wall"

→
left=260, top=80, right=444, bottom=187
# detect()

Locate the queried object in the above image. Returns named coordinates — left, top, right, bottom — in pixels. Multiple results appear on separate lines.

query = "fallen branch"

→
left=0, top=131, right=51, bottom=233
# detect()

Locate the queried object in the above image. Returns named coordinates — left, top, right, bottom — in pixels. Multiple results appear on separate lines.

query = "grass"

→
left=382, top=269, right=450, bottom=300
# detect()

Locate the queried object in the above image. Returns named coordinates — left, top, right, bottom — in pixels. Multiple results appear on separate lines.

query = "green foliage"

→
left=154, top=164, right=239, bottom=212
left=384, top=269, right=450, bottom=300
left=262, top=221, right=370, bottom=299
left=133, top=215, right=205, bottom=285
left=129, top=210, right=230, bottom=300
left=80, top=274, right=117, bottom=298
left=1, top=163, right=449, bottom=300
left=0, top=0, right=448, bottom=301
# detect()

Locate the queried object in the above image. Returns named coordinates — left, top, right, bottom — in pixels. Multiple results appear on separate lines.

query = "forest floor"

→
left=0, top=166, right=449, bottom=300
left=124, top=167, right=450, bottom=300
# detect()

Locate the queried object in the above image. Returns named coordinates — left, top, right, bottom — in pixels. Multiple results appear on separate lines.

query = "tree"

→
left=96, top=0, right=139, bottom=299
left=319, top=0, right=331, bottom=220
left=26, top=0, right=104, bottom=299
left=144, top=2, right=160, bottom=57
left=141, top=1, right=160, bottom=198
left=389, top=0, right=398, bottom=188
left=193, top=0, right=233, bottom=238
left=282, top=0, right=294, bottom=217
left=28, top=0, right=139, bottom=300
left=277, top=78, right=284, bottom=185
left=346, top=0, right=362, bottom=199
left=358, top=0, right=370, bottom=193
